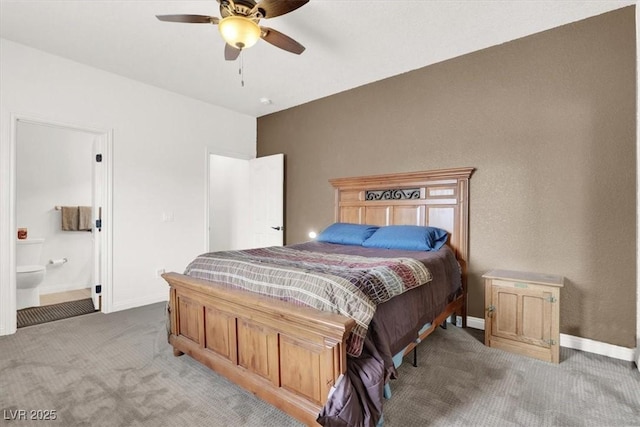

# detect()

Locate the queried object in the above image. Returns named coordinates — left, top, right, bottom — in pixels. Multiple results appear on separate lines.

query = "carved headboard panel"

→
left=329, top=167, right=474, bottom=264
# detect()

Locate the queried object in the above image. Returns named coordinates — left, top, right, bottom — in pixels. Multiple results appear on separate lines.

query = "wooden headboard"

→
left=329, top=167, right=474, bottom=264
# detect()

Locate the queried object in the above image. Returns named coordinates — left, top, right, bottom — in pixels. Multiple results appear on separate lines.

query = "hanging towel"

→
left=78, top=206, right=92, bottom=231
left=61, top=206, right=79, bottom=231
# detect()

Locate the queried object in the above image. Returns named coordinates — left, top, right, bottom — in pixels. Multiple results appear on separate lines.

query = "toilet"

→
left=16, top=238, right=46, bottom=309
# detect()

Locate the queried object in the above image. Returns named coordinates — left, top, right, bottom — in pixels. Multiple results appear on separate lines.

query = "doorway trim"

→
left=0, top=113, right=113, bottom=336
left=634, top=3, right=640, bottom=371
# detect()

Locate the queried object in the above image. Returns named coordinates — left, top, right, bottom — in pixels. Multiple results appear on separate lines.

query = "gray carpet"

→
left=0, top=302, right=638, bottom=427
left=17, top=298, right=96, bottom=328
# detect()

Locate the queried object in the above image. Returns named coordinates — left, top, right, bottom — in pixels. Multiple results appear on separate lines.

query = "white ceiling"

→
left=0, top=1, right=635, bottom=117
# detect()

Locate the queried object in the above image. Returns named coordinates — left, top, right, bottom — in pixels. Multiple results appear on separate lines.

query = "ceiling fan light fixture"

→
left=219, top=16, right=261, bottom=50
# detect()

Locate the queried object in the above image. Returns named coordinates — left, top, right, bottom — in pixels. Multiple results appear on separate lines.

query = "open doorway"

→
left=4, top=116, right=113, bottom=331
left=208, top=153, right=284, bottom=252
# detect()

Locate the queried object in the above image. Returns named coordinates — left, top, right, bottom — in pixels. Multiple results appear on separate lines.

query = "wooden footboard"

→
left=162, top=272, right=355, bottom=425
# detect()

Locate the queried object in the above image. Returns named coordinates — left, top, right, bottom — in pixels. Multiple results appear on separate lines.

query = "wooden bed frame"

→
left=162, top=167, right=474, bottom=425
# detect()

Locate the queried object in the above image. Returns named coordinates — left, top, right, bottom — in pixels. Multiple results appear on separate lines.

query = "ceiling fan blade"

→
left=225, top=44, right=241, bottom=61
left=156, top=14, right=219, bottom=24
left=257, top=0, right=309, bottom=19
left=260, top=27, right=305, bottom=54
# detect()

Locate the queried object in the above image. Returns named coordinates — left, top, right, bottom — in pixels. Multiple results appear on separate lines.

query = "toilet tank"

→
left=16, top=238, right=45, bottom=265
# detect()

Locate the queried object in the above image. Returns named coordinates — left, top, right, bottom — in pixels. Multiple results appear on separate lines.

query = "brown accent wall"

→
left=257, top=7, right=637, bottom=348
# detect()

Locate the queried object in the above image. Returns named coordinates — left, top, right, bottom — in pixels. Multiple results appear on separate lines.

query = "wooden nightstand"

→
left=483, top=269, right=564, bottom=363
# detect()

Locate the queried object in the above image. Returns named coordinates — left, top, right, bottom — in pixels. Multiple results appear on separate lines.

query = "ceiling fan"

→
left=156, top=0, right=308, bottom=61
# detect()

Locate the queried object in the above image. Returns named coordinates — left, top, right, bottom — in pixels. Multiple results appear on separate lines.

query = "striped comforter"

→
left=184, top=246, right=432, bottom=357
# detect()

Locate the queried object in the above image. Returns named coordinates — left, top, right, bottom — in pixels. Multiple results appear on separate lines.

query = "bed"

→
left=162, top=167, right=474, bottom=426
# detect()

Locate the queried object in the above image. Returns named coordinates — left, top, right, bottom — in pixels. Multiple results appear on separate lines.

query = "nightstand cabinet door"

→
left=484, top=270, right=564, bottom=364
left=491, top=282, right=553, bottom=348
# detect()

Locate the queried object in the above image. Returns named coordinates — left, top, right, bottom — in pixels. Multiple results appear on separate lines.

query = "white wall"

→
left=209, top=155, right=251, bottom=252
left=0, top=38, right=256, bottom=335
left=16, top=122, right=93, bottom=294
left=636, top=5, right=640, bottom=371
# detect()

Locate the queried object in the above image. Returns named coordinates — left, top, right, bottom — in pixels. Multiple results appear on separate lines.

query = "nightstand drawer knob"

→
left=486, top=305, right=496, bottom=317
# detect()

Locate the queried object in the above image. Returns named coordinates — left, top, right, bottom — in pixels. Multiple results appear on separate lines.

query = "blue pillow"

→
left=362, top=225, right=449, bottom=251
left=316, top=223, right=380, bottom=246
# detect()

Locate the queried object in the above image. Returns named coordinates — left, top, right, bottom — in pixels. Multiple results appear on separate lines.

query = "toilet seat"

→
left=17, top=264, right=45, bottom=274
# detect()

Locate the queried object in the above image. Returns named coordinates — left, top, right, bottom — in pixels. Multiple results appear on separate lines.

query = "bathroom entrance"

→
left=14, top=118, right=111, bottom=327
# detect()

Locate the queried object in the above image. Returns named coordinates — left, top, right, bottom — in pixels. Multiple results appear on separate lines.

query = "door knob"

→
left=271, top=226, right=283, bottom=231
left=486, top=305, right=496, bottom=318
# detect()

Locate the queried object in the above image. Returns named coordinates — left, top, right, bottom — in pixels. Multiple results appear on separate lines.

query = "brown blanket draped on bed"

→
left=294, top=242, right=462, bottom=427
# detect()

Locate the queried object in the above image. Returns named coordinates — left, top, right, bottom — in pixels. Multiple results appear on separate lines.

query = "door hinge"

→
left=96, top=153, right=102, bottom=162
left=545, top=295, right=557, bottom=303
left=95, top=284, right=102, bottom=294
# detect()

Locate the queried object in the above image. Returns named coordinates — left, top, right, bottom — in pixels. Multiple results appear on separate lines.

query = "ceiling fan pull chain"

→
left=239, top=50, right=245, bottom=87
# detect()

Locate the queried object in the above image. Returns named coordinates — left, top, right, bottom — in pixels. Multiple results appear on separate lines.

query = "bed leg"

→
left=173, top=348, right=184, bottom=357
left=440, top=320, right=447, bottom=329
left=412, top=347, right=417, bottom=367
left=452, top=313, right=466, bottom=328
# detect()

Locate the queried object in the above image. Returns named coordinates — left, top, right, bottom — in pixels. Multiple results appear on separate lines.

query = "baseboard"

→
left=559, top=333, right=636, bottom=362
left=466, top=315, right=486, bottom=331
left=110, top=292, right=168, bottom=313
left=466, top=316, right=636, bottom=362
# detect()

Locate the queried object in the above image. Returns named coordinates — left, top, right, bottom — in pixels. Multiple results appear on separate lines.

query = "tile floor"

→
left=40, top=288, right=91, bottom=306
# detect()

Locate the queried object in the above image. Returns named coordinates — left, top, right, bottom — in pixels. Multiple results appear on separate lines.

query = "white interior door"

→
left=249, top=154, right=284, bottom=248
